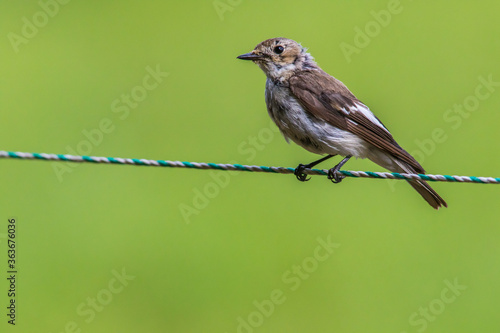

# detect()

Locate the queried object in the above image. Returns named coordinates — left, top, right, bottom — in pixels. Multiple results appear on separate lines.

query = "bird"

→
left=237, top=37, right=447, bottom=209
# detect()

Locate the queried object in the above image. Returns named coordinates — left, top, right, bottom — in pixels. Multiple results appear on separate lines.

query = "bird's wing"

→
left=289, top=70, right=424, bottom=173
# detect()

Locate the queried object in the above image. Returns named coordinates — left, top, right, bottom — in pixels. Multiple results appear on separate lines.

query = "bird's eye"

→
left=273, top=46, right=284, bottom=54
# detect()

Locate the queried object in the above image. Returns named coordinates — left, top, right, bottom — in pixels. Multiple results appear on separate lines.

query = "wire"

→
left=1, top=150, right=498, bottom=184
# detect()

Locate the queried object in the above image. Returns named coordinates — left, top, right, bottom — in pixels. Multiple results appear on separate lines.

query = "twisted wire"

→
left=1, top=150, right=498, bottom=184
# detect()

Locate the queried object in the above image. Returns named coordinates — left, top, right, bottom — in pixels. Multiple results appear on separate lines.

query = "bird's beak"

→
left=237, top=52, right=264, bottom=60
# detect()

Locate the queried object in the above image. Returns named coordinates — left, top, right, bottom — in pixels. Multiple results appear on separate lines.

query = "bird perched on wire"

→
left=237, top=37, right=447, bottom=209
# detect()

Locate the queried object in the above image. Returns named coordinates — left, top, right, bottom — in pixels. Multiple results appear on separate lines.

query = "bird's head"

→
left=237, top=38, right=317, bottom=82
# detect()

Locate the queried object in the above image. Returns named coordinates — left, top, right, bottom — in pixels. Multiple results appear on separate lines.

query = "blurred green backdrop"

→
left=1, top=1, right=500, bottom=332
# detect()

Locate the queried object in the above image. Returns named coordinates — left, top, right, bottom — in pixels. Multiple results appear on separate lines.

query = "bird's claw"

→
left=327, top=168, right=345, bottom=184
left=294, top=164, right=311, bottom=182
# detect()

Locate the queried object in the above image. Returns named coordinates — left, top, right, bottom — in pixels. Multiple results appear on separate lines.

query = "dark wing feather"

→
left=289, top=70, right=424, bottom=173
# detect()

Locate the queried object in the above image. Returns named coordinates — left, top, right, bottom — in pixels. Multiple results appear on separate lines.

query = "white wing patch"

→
left=351, top=103, right=390, bottom=133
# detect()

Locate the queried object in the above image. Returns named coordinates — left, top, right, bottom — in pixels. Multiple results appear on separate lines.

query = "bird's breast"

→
left=265, top=79, right=306, bottom=133
left=264, top=79, right=329, bottom=154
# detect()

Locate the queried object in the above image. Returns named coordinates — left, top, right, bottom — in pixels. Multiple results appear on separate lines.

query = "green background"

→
left=1, top=1, right=500, bottom=332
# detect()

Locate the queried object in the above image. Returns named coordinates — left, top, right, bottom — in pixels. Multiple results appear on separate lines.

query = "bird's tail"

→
left=368, top=151, right=447, bottom=209
left=405, top=178, right=447, bottom=209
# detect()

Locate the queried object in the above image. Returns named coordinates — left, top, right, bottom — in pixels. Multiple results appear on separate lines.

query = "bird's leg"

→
left=294, top=155, right=336, bottom=182
left=327, top=155, right=352, bottom=184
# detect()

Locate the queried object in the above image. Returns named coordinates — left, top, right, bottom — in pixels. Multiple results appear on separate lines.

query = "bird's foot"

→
left=327, top=168, right=345, bottom=183
left=294, top=164, right=311, bottom=182
left=327, top=155, right=351, bottom=184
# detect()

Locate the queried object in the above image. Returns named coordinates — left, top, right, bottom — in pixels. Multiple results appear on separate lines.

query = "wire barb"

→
left=1, top=150, right=499, bottom=184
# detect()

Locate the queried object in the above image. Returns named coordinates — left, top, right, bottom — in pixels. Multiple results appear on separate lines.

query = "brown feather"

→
left=289, top=70, right=425, bottom=173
